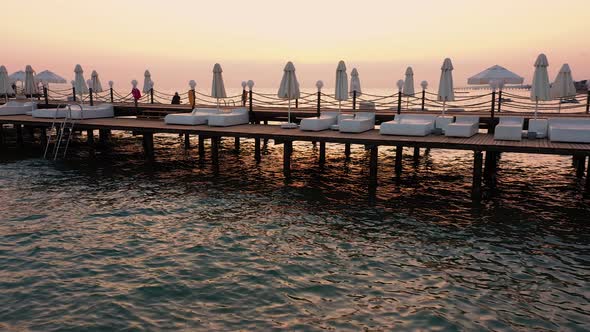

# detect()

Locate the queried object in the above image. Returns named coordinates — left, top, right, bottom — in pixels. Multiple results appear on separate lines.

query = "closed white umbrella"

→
left=91, top=70, right=103, bottom=92
left=333, top=61, right=348, bottom=130
left=551, top=64, right=576, bottom=99
left=35, top=70, right=67, bottom=86
left=211, top=63, right=227, bottom=111
left=530, top=54, right=550, bottom=119
left=350, top=68, right=362, bottom=96
left=143, top=70, right=152, bottom=93
left=277, top=61, right=300, bottom=129
left=0, top=66, right=14, bottom=100
left=403, top=66, right=415, bottom=109
left=437, top=58, right=455, bottom=115
left=24, top=65, right=37, bottom=96
left=467, top=65, right=524, bottom=85
left=74, top=64, right=89, bottom=98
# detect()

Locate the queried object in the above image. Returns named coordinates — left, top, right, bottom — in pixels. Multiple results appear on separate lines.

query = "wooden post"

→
left=191, top=89, right=196, bottom=109
left=150, top=88, right=154, bottom=104
left=99, top=129, right=110, bottom=143
left=89, top=88, right=94, bottom=106
left=40, top=127, right=47, bottom=147
left=72, top=87, right=76, bottom=102
left=586, top=91, right=590, bottom=114
left=319, top=142, right=326, bottom=165
left=142, top=132, right=154, bottom=159
left=369, top=145, right=378, bottom=183
left=211, top=136, right=220, bottom=166
left=421, top=89, right=426, bottom=111
left=248, top=89, right=253, bottom=122
left=87, top=130, right=94, bottom=145
left=254, top=137, right=261, bottom=162
left=397, top=91, right=402, bottom=115
left=234, top=137, right=240, bottom=152
left=352, top=90, right=357, bottom=110
left=472, top=151, right=483, bottom=199
left=316, top=91, right=321, bottom=117
left=184, top=133, right=190, bottom=149
left=395, top=145, right=403, bottom=175
left=490, top=90, right=496, bottom=134
left=345, top=143, right=351, bottom=159
left=110, top=87, right=114, bottom=103
left=16, top=125, right=23, bottom=147
left=295, top=98, right=298, bottom=109
left=283, top=141, right=292, bottom=177
left=43, top=86, right=49, bottom=106
left=497, top=90, right=503, bottom=113
left=198, top=135, right=205, bottom=159
left=413, top=147, right=420, bottom=163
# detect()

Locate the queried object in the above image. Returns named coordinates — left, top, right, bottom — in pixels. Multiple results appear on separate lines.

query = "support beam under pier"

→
left=369, top=145, right=378, bottom=184
left=283, top=141, right=293, bottom=177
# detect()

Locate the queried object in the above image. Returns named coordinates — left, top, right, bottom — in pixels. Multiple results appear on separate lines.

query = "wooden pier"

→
left=1, top=114, right=590, bottom=199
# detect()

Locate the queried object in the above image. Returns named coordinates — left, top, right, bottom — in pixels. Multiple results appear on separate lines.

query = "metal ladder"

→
left=44, top=103, right=82, bottom=160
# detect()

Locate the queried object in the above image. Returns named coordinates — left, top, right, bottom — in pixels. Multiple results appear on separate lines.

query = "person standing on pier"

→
left=171, top=92, right=181, bottom=104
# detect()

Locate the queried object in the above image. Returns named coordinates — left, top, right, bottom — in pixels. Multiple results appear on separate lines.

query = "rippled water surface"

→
left=1, top=133, right=589, bottom=331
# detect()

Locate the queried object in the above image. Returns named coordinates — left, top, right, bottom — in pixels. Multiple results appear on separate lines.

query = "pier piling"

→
left=472, top=151, right=483, bottom=199
left=413, top=147, right=420, bottom=163
left=211, top=137, right=220, bottom=166
left=575, top=155, right=586, bottom=177
left=369, top=145, right=378, bottom=183
left=198, top=136, right=205, bottom=159
left=142, top=133, right=154, bottom=159
left=283, top=141, right=292, bottom=177
left=345, top=143, right=351, bottom=159
left=395, top=145, right=403, bottom=175
left=234, top=137, right=240, bottom=152
left=254, top=138, right=261, bottom=162
left=87, top=130, right=94, bottom=145
left=16, top=125, right=23, bottom=147
left=319, top=142, right=326, bottom=165
left=184, top=133, right=190, bottom=149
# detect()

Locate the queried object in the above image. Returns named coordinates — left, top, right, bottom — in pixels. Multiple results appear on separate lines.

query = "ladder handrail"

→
left=44, top=103, right=67, bottom=159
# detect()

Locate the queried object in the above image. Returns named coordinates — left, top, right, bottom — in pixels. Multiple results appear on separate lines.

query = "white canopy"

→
left=403, top=66, right=415, bottom=95
left=9, top=70, right=26, bottom=83
left=24, top=65, right=37, bottom=95
left=91, top=70, right=103, bottom=92
left=74, top=64, right=89, bottom=94
left=277, top=61, right=300, bottom=126
left=143, top=70, right=152, bottom=93
left=467, top=65, right=524, bottom=86
left=437, top=58, right=455, bottom=115
left=550, top=64, right=576, bottom=99
left=350, top=68, right=362, bottom=96
left=0, top=66, right=14, bottom=96
left=35, top=70, right=67, bottom=84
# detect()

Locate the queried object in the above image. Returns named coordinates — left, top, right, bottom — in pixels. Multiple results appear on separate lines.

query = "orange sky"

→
left=2, top=0, right=588, bottom=89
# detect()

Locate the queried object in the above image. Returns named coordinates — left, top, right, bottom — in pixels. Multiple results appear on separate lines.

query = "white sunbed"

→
left=445, top=116, right=480, bottom=138
left=548, top=118, right=590, bottom=143
left=299, top=111, right=338, bottom=131
left=164, top=108, right=219, bottom=125
left=208, top=108, right=250, bottom=127
left=494, top=116, right=524, bottom=141
left=32, top=104, right=114, bottom=119
left=0, top=101, right=37, bottom=115
left=380, top=114, right=437, bottom=136
left=339, top=112, right=375, bottom=133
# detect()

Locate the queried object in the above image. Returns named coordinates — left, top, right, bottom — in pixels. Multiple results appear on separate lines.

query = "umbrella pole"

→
left=217, top=98, right=220, bottom=112
left=535, top=99, right=538, bottom=119
left=442, top=100, right=446, bottom=116
left=288, top=98, right=291, bottom=124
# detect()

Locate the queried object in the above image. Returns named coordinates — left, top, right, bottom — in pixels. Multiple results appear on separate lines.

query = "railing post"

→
left=316, top=91, right=321, bottom=117
left=586, top=91, right=590, bottom=114
left=353, top=90, right=357, bottom=110
left=497, top=90, right=503, bottom=113
left=150, top=88, right=154, bottom=104
left=72, top=87, right=76, bottom=102
left=490, top=90, right=496, bottom=134
left=191, top=89, right=196, bottom=108
left=89, top=88, right=94, bottom=106
left=242, top=88, right=246, bottom=107
left=110, top=87, right=114, bottom=103
left=295, top=98, right=298, bottom=109
left=248, top=88, right=253, bottom=122
left=397, top=91, right=402, bottom=115
left=43, top=86, right=48, bottom=106
left=421, top=89, right=425, bottom=111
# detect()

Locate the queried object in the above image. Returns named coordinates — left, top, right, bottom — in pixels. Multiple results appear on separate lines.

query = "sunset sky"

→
left=2, top=0, right=588, bottom=90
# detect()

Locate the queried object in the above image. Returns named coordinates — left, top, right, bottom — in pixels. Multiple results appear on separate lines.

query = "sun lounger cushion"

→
left=165, top=108, right=219, bottom=125
left=208, top=108, right=249, bottom=127
left=0, top=101, right=36, bottom=115
left=299, top=111, right=338, bottom=131
left=380, top=114, right=436, bottom=136
left=445, top=116, right=480, bottom=137
left=548, top=118, right=590, bottom=143
left=339, top=112, right=375, bottom=133
left=494, top=116, right=524, bottom=141
left=32, top=104, right=114, bottom=119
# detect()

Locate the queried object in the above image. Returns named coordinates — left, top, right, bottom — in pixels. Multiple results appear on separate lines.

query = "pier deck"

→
left=1, top=114, right=590, bottom=199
